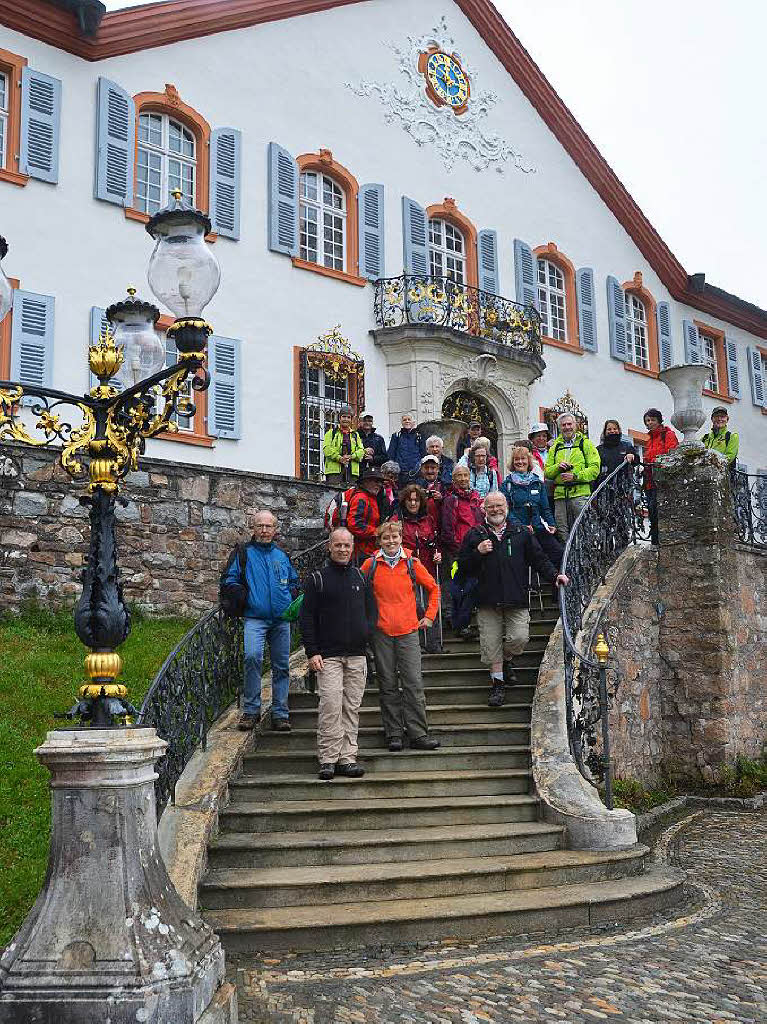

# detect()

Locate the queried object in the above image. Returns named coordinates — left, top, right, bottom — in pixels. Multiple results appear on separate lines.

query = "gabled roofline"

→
left=3, top=0, right=765, bottom=337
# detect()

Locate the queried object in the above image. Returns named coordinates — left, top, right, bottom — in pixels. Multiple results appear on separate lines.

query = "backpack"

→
left=310, top=566, right=366, bottom=592
left=323, top=486, right=355, bottom=532
left=364, top=554, right=425, bottom=619
left=219, top=544, right=248, bottom=617
left=551, top=435, right=586, bottom=460
left=703, top=431, right=731, bottom=448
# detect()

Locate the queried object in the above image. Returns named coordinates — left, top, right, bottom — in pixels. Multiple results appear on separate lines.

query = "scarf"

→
left=510, top=470, right=538, bottom=486
left=380, top=546, right=404, bottom=569
left=486, top=518, right=507, bottom=542
left=602, top=434, right=621, bottom=447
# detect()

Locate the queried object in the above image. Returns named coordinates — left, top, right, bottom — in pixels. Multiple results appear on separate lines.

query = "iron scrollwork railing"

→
left=558, top=462, right=644, bottom=804
left=374, top=274, right=542, bottom=355
left=137, top=537, right=328, bottom=816
left=730, top=467, right=767, bottom=549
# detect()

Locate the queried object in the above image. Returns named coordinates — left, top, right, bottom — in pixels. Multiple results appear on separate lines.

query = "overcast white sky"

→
left=103, top=0, right=766, bottom=309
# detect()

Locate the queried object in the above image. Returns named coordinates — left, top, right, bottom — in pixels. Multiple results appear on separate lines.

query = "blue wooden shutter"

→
left=606, top=275, right=627, bottom=360
left=267, top=142, right=298, bottom=256
left=94, top=77, right=135, bottom=206
left=724, top=336, right=740, bottom=399
left=358, top=183, right=385, bottom=280
left=401, top=196, right=428, bottom=276
left=513, top=239, right=537, bottom=309
left=11, top=290, right=54, bottom=393
left=576, top=267, right=597, bottom=352
left=656, top=301, right=673, bottom=370
left=747, top=346, right=765, bottom=406
left=208, top=335, right=241, bottom=439
left=682, top=319, right=701, bottom=363
left=210, top=127, right=241, bottom=239
left=477, top=229, right=499, bottom=294
left=19, top=67, right=61, bottom=183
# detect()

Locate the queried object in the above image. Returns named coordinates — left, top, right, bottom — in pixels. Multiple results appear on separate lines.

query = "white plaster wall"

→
left=1, top=0, right=764, bottom=475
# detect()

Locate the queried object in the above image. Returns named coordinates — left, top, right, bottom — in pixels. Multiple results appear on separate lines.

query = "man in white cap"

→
left=528, top=422, right=550, bottom=481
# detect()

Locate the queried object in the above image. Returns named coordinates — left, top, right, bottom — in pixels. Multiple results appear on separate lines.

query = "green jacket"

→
left=322, top=427, right=365, bottom=477
left=702, top=427, right=739, bottom=464
left=544, top=433, right=601, bottom=499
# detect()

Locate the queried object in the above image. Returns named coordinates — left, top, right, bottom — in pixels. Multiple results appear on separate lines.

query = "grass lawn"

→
left=0, top=607, right=195, bottom=949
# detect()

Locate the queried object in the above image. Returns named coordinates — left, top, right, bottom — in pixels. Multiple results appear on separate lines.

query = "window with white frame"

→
left=700, top=330, right=719, bottom=392
left=136, top=112, right=196, bottom=216
left=537, top=259, right=567, bottom=342
left=301, top=364, right=349, bottom=480
left=624, top=292, right=650, bottom=370
left=428, top=219, right=466, bottom=285
left=299, top=171, right=346, bottom=271
left=0, top=71, right=8, bottom=170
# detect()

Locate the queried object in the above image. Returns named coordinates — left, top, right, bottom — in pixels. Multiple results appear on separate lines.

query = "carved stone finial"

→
left=164, top=83, right=181, bottom=107
left=633, top=271, right=643, bottom=288
left=319, top=148, right=333, bottom=165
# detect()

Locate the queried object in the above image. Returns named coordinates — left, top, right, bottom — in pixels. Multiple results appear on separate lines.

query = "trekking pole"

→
left=436, top=561, right=443, bottom=649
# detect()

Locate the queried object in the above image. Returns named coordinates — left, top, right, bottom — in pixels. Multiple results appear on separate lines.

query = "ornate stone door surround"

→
left=370, top=323, right=545, bottom=471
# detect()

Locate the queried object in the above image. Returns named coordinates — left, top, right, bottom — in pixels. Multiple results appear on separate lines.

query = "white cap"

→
left=358, top=411, right=374, bottom=419
left=528, top=421, right=550, bottom=437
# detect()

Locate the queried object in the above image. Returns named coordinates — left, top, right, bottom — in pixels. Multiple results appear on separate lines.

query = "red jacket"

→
left=441, top=488, right=484, bottom=559
left=347, top=488, right=381, bottom=558
left=394, top=510, right=441, bottom=581
left=644, top=425, right=679, bottom=490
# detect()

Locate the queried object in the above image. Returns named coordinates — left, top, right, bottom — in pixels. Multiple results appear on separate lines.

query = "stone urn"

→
left=417, top=417, right=468, bottom=460
left=658, top=364, right=710, bottom=444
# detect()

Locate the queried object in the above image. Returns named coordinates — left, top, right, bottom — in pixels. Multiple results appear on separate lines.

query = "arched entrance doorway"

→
left=442, top=391, right=498, bottom=457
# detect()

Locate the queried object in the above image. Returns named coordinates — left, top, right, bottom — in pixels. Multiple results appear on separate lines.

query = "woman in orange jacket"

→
left=361, top=519, right=440, bottom=752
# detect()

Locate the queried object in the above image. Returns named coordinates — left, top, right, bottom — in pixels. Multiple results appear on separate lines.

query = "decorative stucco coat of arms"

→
left=347, top=16, right=535, bottom=175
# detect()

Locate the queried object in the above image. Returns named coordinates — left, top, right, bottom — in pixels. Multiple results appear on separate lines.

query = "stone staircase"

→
left=200, top=591, right=684, bottom=952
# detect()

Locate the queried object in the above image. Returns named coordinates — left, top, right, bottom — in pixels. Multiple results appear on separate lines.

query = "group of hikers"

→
left=221, top=404, right=739, bottom=780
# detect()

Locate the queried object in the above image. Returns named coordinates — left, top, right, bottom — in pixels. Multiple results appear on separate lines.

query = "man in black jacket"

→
left=358, top=412, right=387, bottom=469
left=458, top=492, right=569, bottom=708
left=299, top=527, right=378, bottom=780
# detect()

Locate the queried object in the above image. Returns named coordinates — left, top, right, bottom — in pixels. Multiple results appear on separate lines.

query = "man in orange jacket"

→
left=361, top=518, right=440, bottom=752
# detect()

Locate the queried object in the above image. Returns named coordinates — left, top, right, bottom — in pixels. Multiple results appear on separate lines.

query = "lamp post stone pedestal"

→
left=0, top=728, right=232, bottom=1024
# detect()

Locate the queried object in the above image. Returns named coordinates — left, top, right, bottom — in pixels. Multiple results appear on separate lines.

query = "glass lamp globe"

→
left=106, top=289, right=164, bottom=388
left=146, top=192, right=220, bottom=319
left=0, top=236, right=13, bottom=325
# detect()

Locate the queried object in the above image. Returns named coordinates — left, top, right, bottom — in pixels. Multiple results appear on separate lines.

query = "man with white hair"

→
left=458, top=493, right=568, bottom=707
left=425, top=434, right=454, bottom=487
left=544, top=414, right=600, bottom=539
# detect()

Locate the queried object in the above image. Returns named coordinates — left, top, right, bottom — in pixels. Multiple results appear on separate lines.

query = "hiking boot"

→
left=271, top=717, right=291, bottom=732
left=388, top=737, right=404, bottom=752
left=237, top=713, right=257, bottom=731
left=318, top=763, right=335, bottom=780
left=410, top=735, right=440, bottom=750
left=502, top=660, right=518, bottom=686
left=488, top=683, right=506, bottom=707
left=336, top=761, right=365, bottom=778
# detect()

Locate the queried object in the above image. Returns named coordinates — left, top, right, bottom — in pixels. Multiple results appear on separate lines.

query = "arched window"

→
left=299, top=170, right=346, bottom=271
left=624, top=292, right=650, bottom=370
left=428, top=218, right=467, bottom=285
left=136, top=112, right=196, bottom=215
left=533, top=243, right=578, bottom=349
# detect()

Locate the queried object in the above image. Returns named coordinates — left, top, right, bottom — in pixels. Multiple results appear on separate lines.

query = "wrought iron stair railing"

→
left=137, top=537, right=327, bottom=816
left=730, top=467, right=767, bottom=550
left=374, top=274, right=542, bottom=355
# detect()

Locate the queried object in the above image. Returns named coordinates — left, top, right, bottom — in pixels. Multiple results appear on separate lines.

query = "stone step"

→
left=421, top=650, right=544, bottom=671
left=420, top=667, right=538, bottom=689
left=288, top=702, right=532, bottom=728
left=228, top=768, right=533, bottom=803
left=200, top=845, right=650, bottom=911
left=256, top=723, right=530, bottom=752
left=218, top=794, right=540, bottom=834
left=241, top=744, right=530, bottom=777
left=207, top=820, right=564, bottom=870
left=204, top=866, right=684, bottom=952
left=360, top=678, right=537, bottom=708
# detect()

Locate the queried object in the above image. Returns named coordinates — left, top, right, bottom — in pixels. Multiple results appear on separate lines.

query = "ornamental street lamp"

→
left=0, top=192, right=221, bottom=726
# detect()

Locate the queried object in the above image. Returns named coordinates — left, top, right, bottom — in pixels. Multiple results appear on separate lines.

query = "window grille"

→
left=624, top=293, right=649, bottom=370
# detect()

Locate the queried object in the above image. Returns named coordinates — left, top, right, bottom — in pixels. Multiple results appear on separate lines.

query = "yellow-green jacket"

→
left=702, top=427, right=739, bottom=464
left=322, top=427, right=365, bottom=477
left=544, top=433, right=601, bottom=499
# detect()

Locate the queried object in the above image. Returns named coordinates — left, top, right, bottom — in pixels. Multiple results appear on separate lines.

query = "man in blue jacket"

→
left=388, top=413, right=425, bottom=485
left=225, top=510, right=299, bottom=732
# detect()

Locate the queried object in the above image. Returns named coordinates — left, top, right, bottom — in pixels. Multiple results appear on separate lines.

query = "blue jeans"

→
left=243, top=618, right=291, bottom=720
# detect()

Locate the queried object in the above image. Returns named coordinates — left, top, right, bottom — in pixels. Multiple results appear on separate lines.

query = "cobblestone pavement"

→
left=229, top=811, right=766, bottom=1023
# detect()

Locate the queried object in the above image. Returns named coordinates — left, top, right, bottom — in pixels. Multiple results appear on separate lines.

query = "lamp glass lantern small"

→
left=106, top=289, right=165, bottom=389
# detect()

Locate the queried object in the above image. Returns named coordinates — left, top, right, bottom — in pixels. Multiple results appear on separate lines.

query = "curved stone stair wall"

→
left=200, top=589, right=684, bottom=952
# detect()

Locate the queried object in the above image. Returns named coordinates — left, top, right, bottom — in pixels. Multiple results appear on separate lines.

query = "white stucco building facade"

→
left=1, top=0, right=765, bottom=478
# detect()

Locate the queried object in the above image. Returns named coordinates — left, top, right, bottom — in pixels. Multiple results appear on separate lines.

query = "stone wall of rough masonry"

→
left=0, top=444, right=332, bottom=616
left=731, top=545, right=767, bottom=761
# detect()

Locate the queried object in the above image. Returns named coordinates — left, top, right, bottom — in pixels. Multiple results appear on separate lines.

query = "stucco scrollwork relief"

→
left=346, top=16, right=535, bottom=175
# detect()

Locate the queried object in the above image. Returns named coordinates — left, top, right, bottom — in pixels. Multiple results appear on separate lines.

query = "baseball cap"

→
left=528, top=421, right=550, bottom=437
left=421, top=455, right=440, bottom=465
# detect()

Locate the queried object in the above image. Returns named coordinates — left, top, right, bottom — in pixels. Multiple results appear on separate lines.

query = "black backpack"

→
left=219, top=544, right=248, bottom=617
